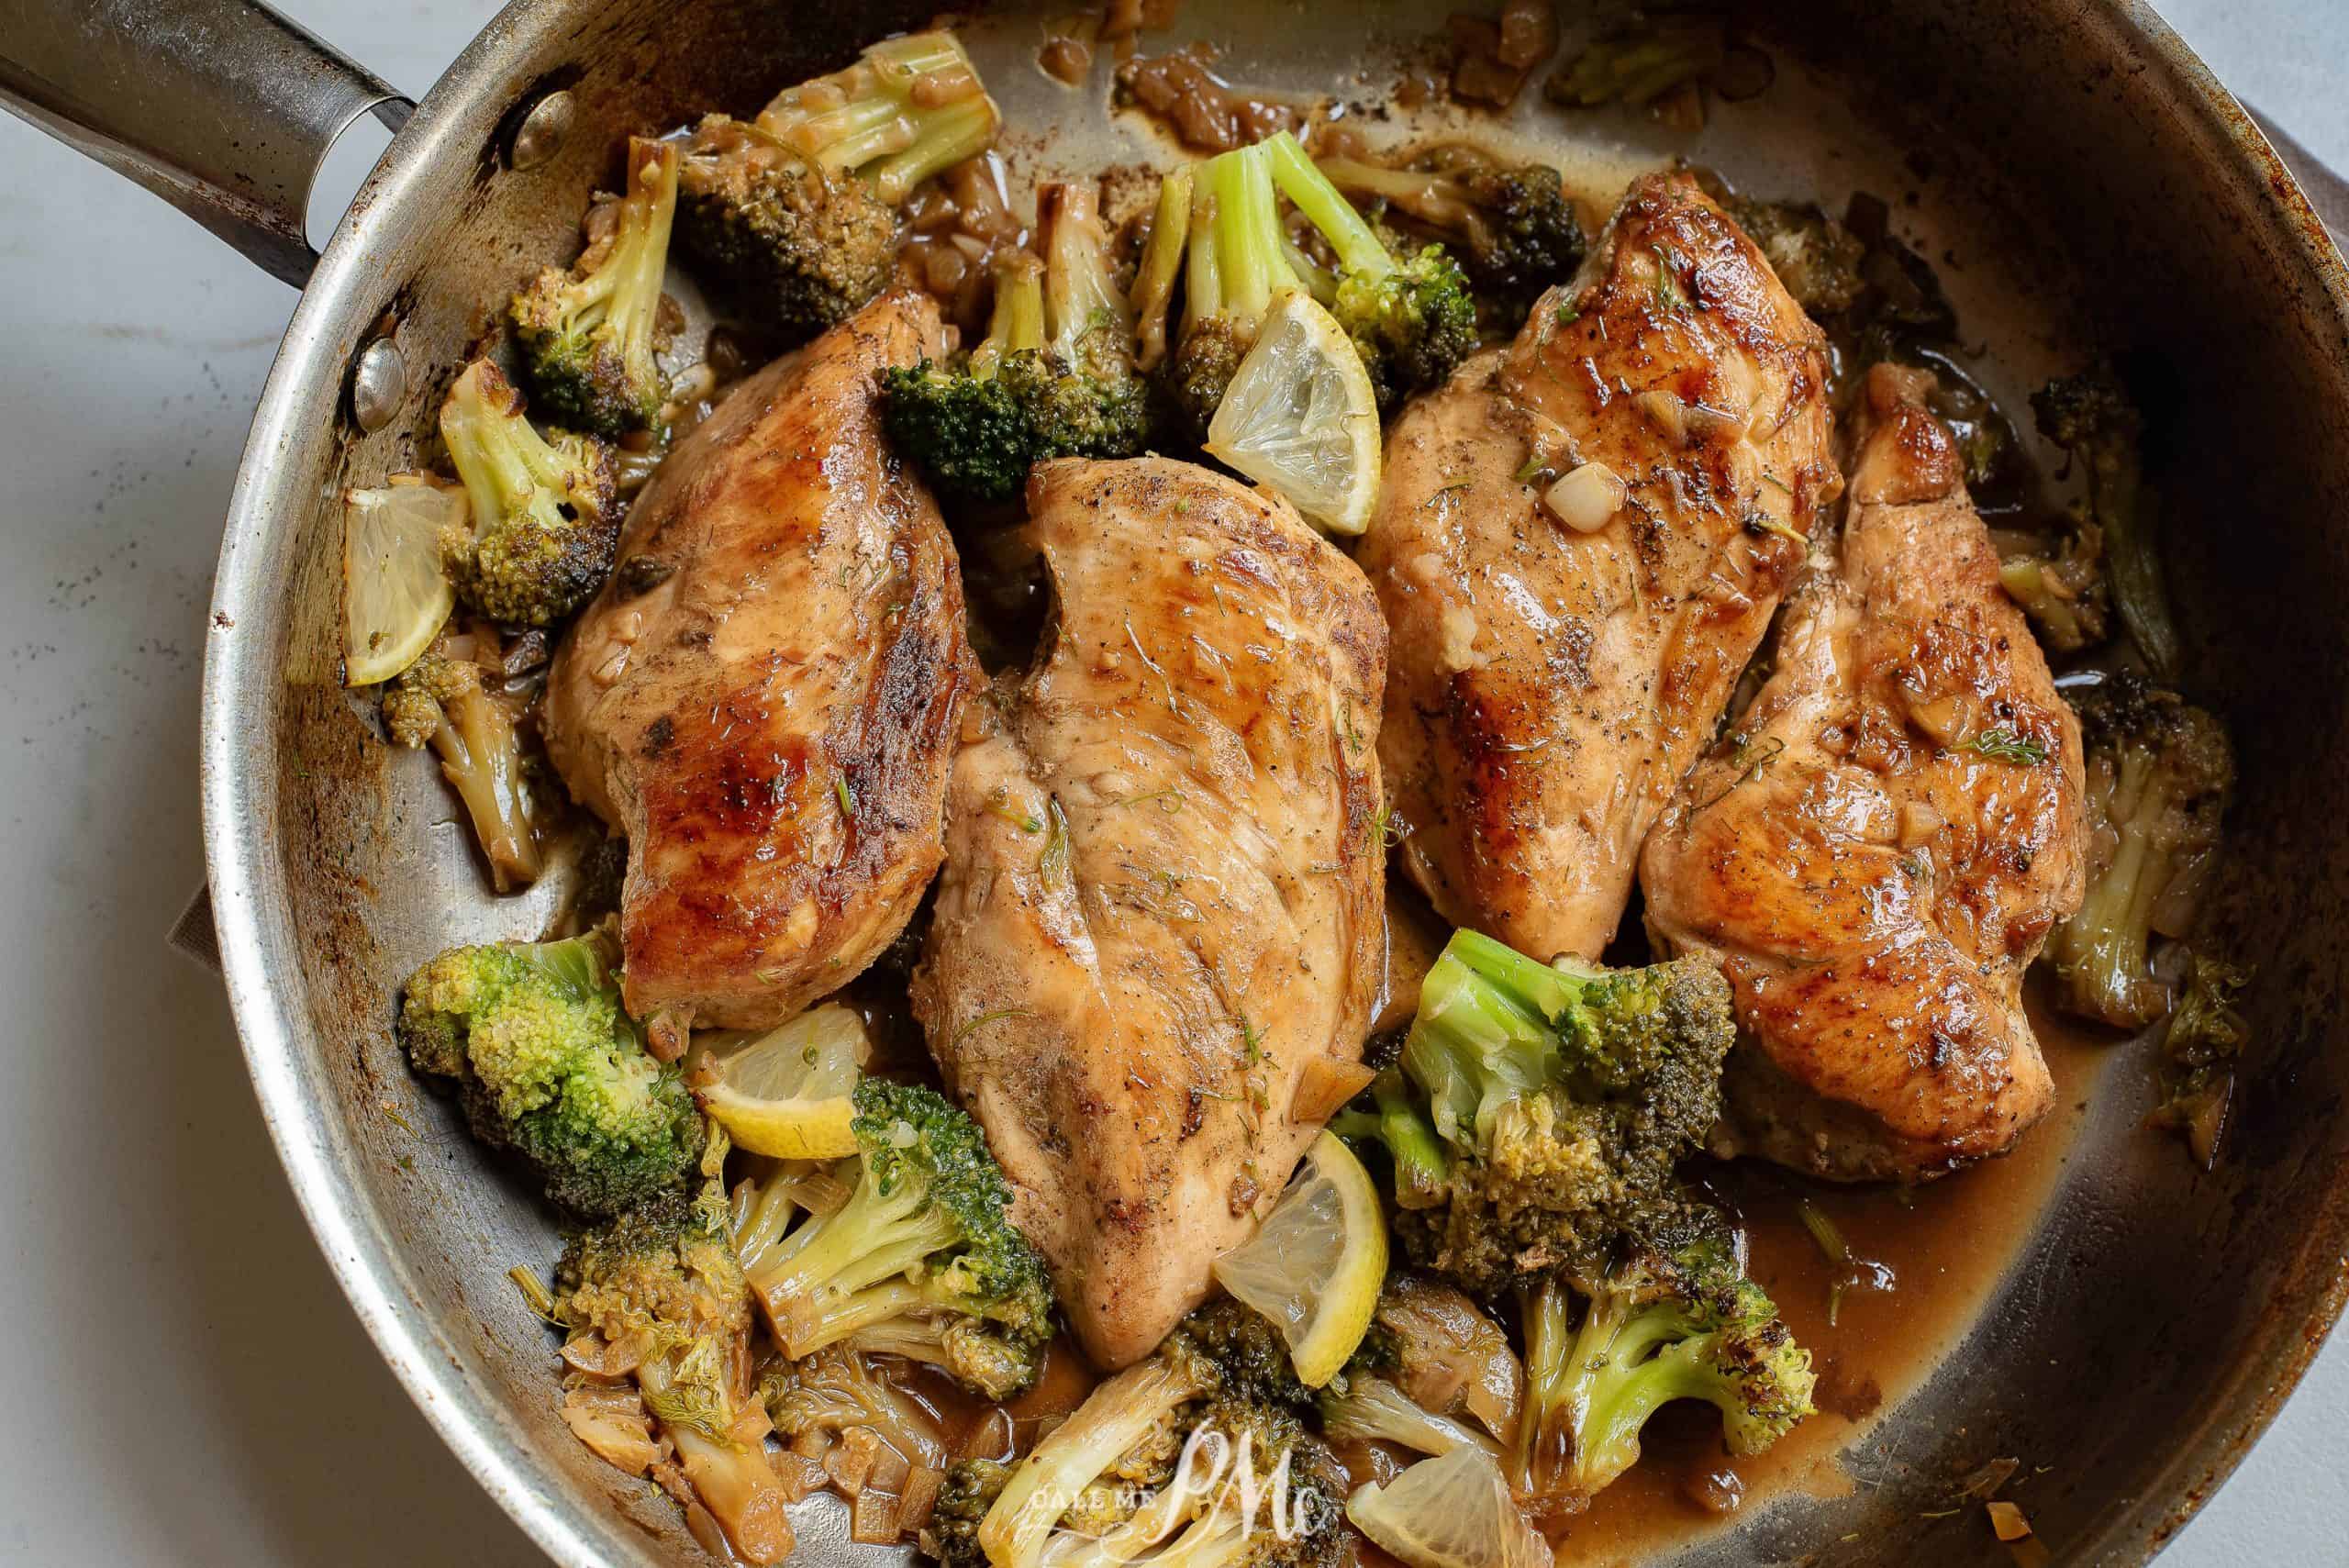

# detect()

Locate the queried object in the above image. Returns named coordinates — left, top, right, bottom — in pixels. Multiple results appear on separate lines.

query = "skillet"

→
left=6, top=1, right=2347, bottom=1562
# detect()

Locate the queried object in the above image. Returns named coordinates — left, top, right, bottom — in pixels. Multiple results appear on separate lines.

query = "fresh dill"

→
left=1963, top=727, right=2049, bottom=765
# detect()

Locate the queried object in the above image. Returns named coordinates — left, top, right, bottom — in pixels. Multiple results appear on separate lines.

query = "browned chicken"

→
left=1360, top=171, right=1840, bottom=963
left=544, top=291, right=973, bottom=1031
left=913, top=457, right=1387, bottom=1369
left=1640, top=364, right=2088, bottom=1183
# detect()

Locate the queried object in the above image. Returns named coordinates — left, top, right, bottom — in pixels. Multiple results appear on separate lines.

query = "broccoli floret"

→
left=400, top=929, right=706, bottom=1217
left=437, top=361, right=619, bottom=628
left=1513, top=1234, right=1815, bottom=1516
left=382, top=639, right=549, bottom=892
left=1722, top=195, right=1866, bottom=319
left=2033, top=369, right=2177, bottom=675
left=1166, top=132, right=1475, bottom=432
left=676, top=31, right=1000, bottom=338
left=2147, top=952, right=2253, bottom=1167
left=554, top=1180, right=793, bottom=1563
left=881, top=181, right=1151, bottom=503
left=510, top=138, right=680, bottom=439
left=2045, top=673, right=2235, bottom=1029
left=1318, top=150, right=1586, bottom=321
left=1996, top=517, right=2110, bottom=655
left=1318, top=1353, right=1499, bottom=1460
left=1335, top=929, right=1735, bottom=1296
left=954, top=1297, right=1345, bottom=1568
left=730, top=1079, right=1052, bottom=1398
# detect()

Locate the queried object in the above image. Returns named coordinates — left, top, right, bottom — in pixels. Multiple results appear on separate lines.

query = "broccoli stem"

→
left=431, top=673, right=543, bottom=891
left=1511, top=1276, right=1586, bottom=1504
left=1186, top=142, right=1297, bottom=334
left=1038, top=182, right=1132, bottom=364
left=1326, top=1373, right=1498, bottom=1457
left=747, top=1171, right=964, bottom=1355
left=984, top=1355, right=1208, bottom=1568
left=971, top=254, right=1047, bottom=379
left=1318, top=158, right=1492, bottom=250
left=1405, top=930, right=1570, bottom=1141
left=1262, top=131, right=1395, bottom=281
left=441, top=364, right=584, bottom=547
left=760, top=32, right=999, bottom=203
left=1131, top=168, right=1194, bottom=372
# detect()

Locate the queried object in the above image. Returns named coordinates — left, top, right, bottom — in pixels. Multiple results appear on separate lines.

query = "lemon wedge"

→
left=1211, top=1129, right=1387, bottom=1386
left=341, top=478, right=462, bottom=686
left=1346, top=1446, right=1550, bottom=1568
left=692, top=1003, right=873, bottom=1160
left=1206, top=289, right=1382, bottom=536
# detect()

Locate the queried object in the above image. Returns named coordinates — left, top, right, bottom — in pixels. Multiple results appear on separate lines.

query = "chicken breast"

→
left=544, top=291, right=973, bottom=1031
left=1359, top=171, right=1840, bottom=963
left=913, top=457, right=1386, bottom=1368
left=1639, top=363, right=2088, bottom=1183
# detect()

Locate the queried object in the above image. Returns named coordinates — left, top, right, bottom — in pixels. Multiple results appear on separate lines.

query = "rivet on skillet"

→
left=349, top=337, right=407, bottom=434
left=509, top=90, right=576, bottom=171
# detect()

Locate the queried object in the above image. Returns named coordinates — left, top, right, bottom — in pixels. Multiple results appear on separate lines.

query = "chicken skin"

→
left=913, top=457, right=1387, bottom=1369
left=1359, top=171, right=1840, bottom=964
left=544, top=291, right=973, bottom=1031
left=1640, top=363, right=2088, bottom=1183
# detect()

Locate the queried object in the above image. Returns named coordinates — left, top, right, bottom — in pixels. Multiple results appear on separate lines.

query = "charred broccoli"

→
left=881, top=182, right=1151, bottom=503
left=510, top=138, right=680, bottom=438
left=730, top=1079, right=1052, bottom=1399
left=1513, top=1230, right=1814, bottom=1517
left=677, top=31, right=999, bottom=338
left=1163, top=130, right=1476, bottom=430
left=555, top=1179, right=793, bottom=1563
left=437, top=360, right=619, bottom=628
left=2045, top=673, right=2235, bottom=1029
left=1332, top=929, right=1736, bottom=1295
left=1317, top=149, right=1586, bottom=319
left=2034, top=369, right=2176, bottom=674
left=940, top=1297, right=1343, bottom=1568
left=382, top=638, right=549, bottom=892
left=400, top=928, right=707, bottom=1217
left=1723, top=195, right=1867, bottom=319
left=2147, top=952, right=2253, bottom=1167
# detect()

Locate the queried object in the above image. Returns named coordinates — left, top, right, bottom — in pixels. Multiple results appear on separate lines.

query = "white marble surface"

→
left=0, top=2, right=2339, bottom=1562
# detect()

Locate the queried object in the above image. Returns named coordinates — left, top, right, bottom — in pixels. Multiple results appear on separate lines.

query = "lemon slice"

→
left=1206, top=289, right=1382, bottom=536
left=693, top=1003, right=874, bottom=1159
left=1346, top=1446, right=1549, bottom=1568
left=342, top=478, right=462, bottom=686
left=1211, top=1129, right=1386, bottom=1386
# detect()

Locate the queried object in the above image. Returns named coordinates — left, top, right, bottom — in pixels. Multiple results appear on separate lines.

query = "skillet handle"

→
left=0, top=0, right=413, bottom=285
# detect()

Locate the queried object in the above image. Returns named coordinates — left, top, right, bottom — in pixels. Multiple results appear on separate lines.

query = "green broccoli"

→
left=946, top=1297, right=1343, bottom=1568
left=400, top=928, right=706, bottom=1217
left=2147, top=952, right=2253, bottom=1168
left=510, top=137, right=680, bottom=439
left=554, top=1179, right=793, bottom=1564
left=1316, top=150, right=1586, bottom=321
left=677, top=31, right=999, bottom=339
left=730, top=1079, right=1052, bottom=1399
left=759, top=1344, right=950, bottom=1475
left=880, top=181, right=1151, bottom=504
left=2044, top=673, right=2235, bottom=1029
left=437, top=360, right=619, bottom=628
left=1333, top=928, right=1736, bottom=1296
left=1514, top=1231, right=1815, bottom=1516
left=1165, top=130, right=1476, bottom=431
left=381, top=638, right=548, bottom=893
left=2033, top=368, right=2176, bottom=674
left=1546, top=15, right=1728, bottom=111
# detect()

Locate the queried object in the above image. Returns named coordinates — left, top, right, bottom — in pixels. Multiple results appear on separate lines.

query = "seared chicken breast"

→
left=1360, top=171, right=1840, bottom=963
left=914, top=457, right=1386, bottom=1369
left=1640, top=363, right=2088, bottom=1182
left=544, top=291, right=973, bottom=1031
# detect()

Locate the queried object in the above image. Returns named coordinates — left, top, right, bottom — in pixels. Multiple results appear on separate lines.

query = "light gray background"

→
left=0, top=1, right=2337, bottom=1562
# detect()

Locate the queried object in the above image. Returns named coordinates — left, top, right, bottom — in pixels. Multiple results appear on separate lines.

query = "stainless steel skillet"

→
left=5, top=1, right=2345, bottom=1562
